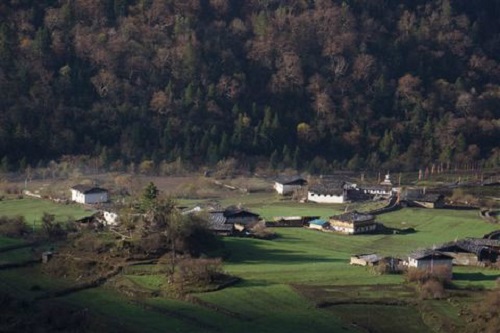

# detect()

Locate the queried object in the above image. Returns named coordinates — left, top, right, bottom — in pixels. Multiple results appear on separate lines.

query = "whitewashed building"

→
left=307, top=181, right=348, bottom=203
left=71, top=185, right=108, bottom=204
left=273, top=176, right=307, bottom=195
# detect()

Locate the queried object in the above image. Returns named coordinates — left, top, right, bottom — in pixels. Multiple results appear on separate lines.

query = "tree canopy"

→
left=0, top=0, right=499, bottom=172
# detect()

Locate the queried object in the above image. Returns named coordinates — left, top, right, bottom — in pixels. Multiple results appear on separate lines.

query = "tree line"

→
left=0, top=0, right=499, bottom=173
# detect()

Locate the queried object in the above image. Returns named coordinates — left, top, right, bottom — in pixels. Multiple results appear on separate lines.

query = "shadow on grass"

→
left=230, top=278, right=276, bottom=288
left=223, top=238, right=341, bottom=265
left=453, top=272, right=500, bottom=282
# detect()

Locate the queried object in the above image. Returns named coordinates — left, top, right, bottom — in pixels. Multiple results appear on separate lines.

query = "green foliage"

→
left=141, top=182, right=159, bottom=212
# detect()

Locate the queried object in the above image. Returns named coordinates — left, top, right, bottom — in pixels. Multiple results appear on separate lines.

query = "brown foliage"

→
left=420, top=279, right=446, bottom=299
left=176, top=257, right=224, bottom=286
left=0, top=216, right=30, bottom=238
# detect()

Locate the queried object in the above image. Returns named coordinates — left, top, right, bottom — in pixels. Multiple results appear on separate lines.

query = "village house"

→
left=406, top=250, right=453, bottom=278
left=273, top=176, right=308, bottom=195
left=307, top=180, right=353, bottom=203
left=435, top=238, right=500, bottom=266
left=208, top=207, right=261, bottom=235
left=267, top=216, right=320, bottom=227
left=329, top=211, right=377, bottom=234
left=70, top=185, right=108, bottom=204
left=350, top=253, right=384, bottom=266
left=400, top=189, right=445, bottom=208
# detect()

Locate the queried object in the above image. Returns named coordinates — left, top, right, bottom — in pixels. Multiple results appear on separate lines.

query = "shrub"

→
left=176, top=257, right=224, bottom=286
left=405, top=266, right=451, bottom=285
left=0, top=215, right=30, bottom=237
left=420, top=279, right=446, bottom=299
left=250, top=221, right=277, bottom=239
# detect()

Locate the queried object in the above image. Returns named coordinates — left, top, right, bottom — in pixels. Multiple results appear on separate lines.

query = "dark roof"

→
left=71, top=185, right=108, bottom=194
left=483, top=230, right=500, bottom=240
left=275, top=176, right=307, bottom=185
left=409, top=250, right=453, bottom=260
left=420, top=238, right=500, bottom=258
left=330, top=211, right=375, bottom=222
left=207, top=207, right=260, bottom=229
left=309, top=180, right=346, bottom=195
left=402, top=189, right=443, bottom=202
left=222, top=207, right=260, bottom=218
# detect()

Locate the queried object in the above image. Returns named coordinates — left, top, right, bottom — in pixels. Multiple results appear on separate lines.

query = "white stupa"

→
left=380, top=173, right=392, bottom=186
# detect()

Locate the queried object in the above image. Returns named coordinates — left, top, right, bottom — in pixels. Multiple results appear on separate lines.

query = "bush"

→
left=420, top=279, right=446, bottom=299
left=176, top=258, right=224, bottom=286
left=250, top=221, right=277, bottom=239
left=0, top=215, right=30, bottom=237
left=405, top=266, right=451, bottom=285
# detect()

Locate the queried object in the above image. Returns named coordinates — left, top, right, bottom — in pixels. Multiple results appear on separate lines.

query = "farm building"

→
left=307, top=180, right=351, bottom=203
left=273, top=176, right=308, bottom=195
left=436, top=238, right=500, bottom=266
left=350, top=253, right=383, bottom=266
left=208, top=207, right=261, bottom=234
left=400, top=189, right=445, bottom=208
left=70, top=185, right=108, bottom=204
left=329, top=211, right=377, bottom=234
left=407, top=250, right=453, bottom=278
left=267, top=216, right=320, bottom=227
left=307, top=219, right=329, bottom=230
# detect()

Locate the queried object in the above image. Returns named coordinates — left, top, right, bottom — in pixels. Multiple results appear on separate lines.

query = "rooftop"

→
left=330, top=211, right=375, bottom=223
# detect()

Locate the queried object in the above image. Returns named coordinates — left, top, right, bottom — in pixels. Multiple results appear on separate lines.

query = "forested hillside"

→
left=0, top=0, right=499, bottom=173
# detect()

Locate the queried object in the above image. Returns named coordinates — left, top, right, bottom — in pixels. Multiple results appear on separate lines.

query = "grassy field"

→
left=0, top=198, right=93, bottom=225
left=1, top=194, right=500, bottom=332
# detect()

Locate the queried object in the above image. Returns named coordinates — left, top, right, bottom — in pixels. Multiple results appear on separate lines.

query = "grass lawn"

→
left=0, top=198, right=93, bottom=225
left=0, top=202, right=499, bottom=332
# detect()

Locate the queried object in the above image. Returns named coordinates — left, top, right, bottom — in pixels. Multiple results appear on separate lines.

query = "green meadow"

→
left=1, top=196, right=499, bottom=332
left=0, top=198, right=93, bottom=225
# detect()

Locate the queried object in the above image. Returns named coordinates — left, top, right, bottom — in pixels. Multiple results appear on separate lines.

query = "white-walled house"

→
left=71, top=185, right=108, bottom=204
left=273, top=176, right=307, bottom=195
left=307, top=181, right=347, bottom=203
left=406, top=250, right=453, bottom=279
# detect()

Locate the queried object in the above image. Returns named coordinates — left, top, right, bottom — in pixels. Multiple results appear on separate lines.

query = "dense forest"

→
left=0, top=0, right=499, bottom=173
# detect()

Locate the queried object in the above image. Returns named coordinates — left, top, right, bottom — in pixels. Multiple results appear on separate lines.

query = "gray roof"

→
left=402, top=189, right=443, bottom=202
left=409, top=250, right=453, bottom=260
left=309, top=180, right=346, bottom=195
left=330, top=211, right=374, bottom=222
left=352, top=253, right=383, bottom=263
left=412, top=238, right=500, bottom=259
left=207, top=212, right=233, bottom=231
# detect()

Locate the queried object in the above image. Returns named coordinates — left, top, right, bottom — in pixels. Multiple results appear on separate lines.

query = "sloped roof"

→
left=309, top=219, right=328, bottom=226
left=274, top=176, right=307, bottom=185
left=409, top=250, right=453, bottom=260
left=309, top=180, right=346, bottom=195
left=352, top=253, right=383, bottom=263
left=222, top=207, right=260, bottom=218
left=207, top=212, right=233, bottom=231
left=330, top=211, right=374, bottom=223
left=402, top=189, right=443, bottom=202
left=71, top=185, right=108, bottom=194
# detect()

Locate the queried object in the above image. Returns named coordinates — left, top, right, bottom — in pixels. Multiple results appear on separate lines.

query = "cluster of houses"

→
left=69, top=181, right=500, bottom=279
left=351, top=236, right=500, bottom=279
left=273, top=175, right=446, bottom=208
